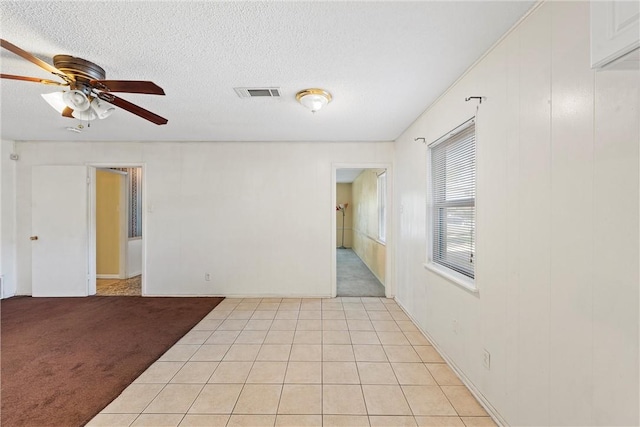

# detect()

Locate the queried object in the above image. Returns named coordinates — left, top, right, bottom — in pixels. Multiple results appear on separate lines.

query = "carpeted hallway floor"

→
left=337, top=249, right=385, bottom=297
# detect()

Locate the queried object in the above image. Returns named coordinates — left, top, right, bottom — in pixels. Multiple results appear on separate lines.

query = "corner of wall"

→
left=1, top=139, right=17, bottom=298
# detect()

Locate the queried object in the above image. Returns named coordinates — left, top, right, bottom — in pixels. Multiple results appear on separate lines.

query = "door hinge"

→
left=87, top=176, right=90, bottom=184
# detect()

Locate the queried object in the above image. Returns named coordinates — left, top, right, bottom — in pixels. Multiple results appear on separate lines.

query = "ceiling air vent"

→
left=234, top=87, right=281, bottom=98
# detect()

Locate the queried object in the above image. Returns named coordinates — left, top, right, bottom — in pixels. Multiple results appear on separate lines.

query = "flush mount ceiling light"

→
left=296, top=88, right=332, bottom=113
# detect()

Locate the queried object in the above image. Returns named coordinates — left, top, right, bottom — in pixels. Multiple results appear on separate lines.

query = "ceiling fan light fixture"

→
left=63, top=90, right=90, bottom=111
left=71, top=107, right=97, bottom=121
left=90, top=98, right=115, bottom=119
left=41, top=91, right=67, bottom=114
left=296, top=88, right=332, bottom=113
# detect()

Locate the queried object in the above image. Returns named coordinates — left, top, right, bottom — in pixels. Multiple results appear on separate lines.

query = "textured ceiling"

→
left=0, top=1, right=534, bottom=142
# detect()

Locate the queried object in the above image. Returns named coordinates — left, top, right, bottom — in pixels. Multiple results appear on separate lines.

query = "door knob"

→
left=30, top=236, right=38, bottom=241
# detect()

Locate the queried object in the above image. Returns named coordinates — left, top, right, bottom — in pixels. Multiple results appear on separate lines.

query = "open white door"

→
left=32, top=165, right=91, bottom=297
left=95, top=169, right=128, bottom=280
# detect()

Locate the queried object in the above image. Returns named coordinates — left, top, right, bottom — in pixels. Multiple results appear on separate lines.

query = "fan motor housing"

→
left=53, top=55, right=105, bottom=93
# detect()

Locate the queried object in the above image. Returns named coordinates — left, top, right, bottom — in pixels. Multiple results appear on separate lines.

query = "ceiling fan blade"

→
left=0, top=39, right=70, bottom=81
left=62, top=107, right=74, bottom=118
left=91, top=80, right=165, bottom=95
left=97, top=92, right=167, bottom=125
left=1, top=73, right=67, bottom=86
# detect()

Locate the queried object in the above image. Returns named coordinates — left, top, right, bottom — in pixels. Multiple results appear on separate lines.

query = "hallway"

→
left=337, top=249, right=385, bottom=297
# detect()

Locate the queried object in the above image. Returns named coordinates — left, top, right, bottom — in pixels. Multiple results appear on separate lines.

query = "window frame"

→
left=425, top=117, right=477, bottom=293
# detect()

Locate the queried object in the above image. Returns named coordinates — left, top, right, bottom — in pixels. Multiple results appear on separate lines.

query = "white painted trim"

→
left=87, top=167, right=97, bottom=296
left=394, top=297, right=507, bottom=427
left=119, top=173, right=127, bottom=279
left=144, top=294, right=334, bottom=298
left=424, top=262, right=478, bottom=294
left=96, top=274, right=120, bottom=279
left=332, top=162, right=394, bottom=299
left=88, top=162, right=146, bottom=296
left=592, top=41, right=640, bottom=69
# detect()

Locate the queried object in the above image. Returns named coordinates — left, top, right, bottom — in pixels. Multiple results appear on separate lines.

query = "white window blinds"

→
left=430, top=120, right=476, bottom=278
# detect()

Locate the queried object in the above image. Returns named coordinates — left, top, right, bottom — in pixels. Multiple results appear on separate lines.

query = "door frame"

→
left=88, top=163, right=146, bottom=296
left=331, top=162, right=394, bottom=299
left=95, top=168, right=128, bottom=280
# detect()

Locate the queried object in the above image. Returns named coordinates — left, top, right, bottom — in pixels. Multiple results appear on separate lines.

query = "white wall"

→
left=13, top=141, right=393, bottom=297
left=127, top=238, right=142, bottom=278
left=1, top=139, right=17, bottom=298
left=394, top=2, right=639, bottom=426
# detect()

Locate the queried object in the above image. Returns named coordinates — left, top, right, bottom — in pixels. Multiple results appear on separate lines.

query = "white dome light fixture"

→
left=71, top=107, right=98, bottom=121
left=90, top=98, right=116, bottom=119
left=41, top=92, right=67, bottom=114
left=63, top=90, right=91, bottom=111
left=41, top=90, right=116, bottom=122
left=296, top=88, right=332, bottom=113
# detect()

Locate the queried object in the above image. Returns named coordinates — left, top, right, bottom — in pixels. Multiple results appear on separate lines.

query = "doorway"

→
left=95, top=166, right=143, bottom=296
left=334, top=166, right=390, bottom=298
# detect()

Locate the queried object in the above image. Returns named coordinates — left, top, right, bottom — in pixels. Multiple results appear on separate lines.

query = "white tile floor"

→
left=87, top=298, right=496, bottom=427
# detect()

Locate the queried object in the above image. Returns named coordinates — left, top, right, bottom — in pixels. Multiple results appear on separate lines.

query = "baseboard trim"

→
left=96, top=274, right=120, bottom=279
left=394, top=297, right=508, bottom=427
left=141, top=294, right=334, bottom=298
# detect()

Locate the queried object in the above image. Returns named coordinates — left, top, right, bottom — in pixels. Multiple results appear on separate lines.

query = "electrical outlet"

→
left=483, top=349, right=491, bottom=370
left=204, top=273, right=211, bottom=281
left=452, top=319, right=459, bottom=335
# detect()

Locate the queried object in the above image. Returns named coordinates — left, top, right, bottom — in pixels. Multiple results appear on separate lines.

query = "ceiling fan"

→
left=0, top=39, right=167, bottom=125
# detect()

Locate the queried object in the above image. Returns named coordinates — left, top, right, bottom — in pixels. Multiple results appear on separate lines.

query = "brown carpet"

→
left=1, top=296, right=223, bottom=427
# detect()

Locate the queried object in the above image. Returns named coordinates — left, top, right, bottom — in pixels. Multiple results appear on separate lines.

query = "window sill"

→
left=423, top=262, right=478, bottom=294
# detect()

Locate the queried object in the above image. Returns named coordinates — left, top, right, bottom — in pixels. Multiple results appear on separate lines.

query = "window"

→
left=429, top=119, right=475, bottom=280
left=377, top=171, right=387, bottom=243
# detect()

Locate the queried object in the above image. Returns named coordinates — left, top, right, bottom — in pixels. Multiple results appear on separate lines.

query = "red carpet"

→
left=1, top=296, right=223, bottom=427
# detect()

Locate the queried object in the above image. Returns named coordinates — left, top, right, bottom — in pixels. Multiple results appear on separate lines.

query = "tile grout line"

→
left=273, top=303, right=296, bottom=421
left=126, top=303, right=229, bottom=424
left=224, top=300, right=261, bottom=423
left=166, top=313, right=224, bottom=419
left=185, top=301, right=242, bottom=421
left=92, top=297, right=490, bottom=426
